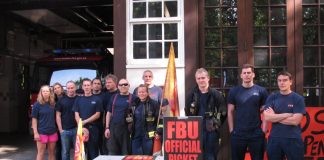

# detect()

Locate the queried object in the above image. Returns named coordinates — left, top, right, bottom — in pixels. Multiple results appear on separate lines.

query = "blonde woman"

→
left=32, top=85, right=57, bottom=160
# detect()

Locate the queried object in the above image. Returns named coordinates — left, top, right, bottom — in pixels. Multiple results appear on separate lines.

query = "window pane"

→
left=223, top=48, right=238, bottom=66
left=133, top=2, right=146, bottom=18
left=205, top=0, right=221, bottom=6
left=165, top=1, right=177, bottom=17
left=303, top=0, right=318, bottom=3
left=304, top=68, right=318, bottom=86
left=303, top=7, right=318, bottom=25
left=304, top=47, right=318, bottom=65
left=254, top=68, right=269, bottom=87
left=322, top=47, right=324, bottom=65
left=320, top=26, right=324, bottom=44
left=223, top=68, right=239, bottom=87
left=205, top=29, right=221, bottom=47
left=322, top=69, right=324, bottom=86
left=304, top=88, right=319, bottom=106
left=208, top=68, right=222, bottom=88
left=320, top=6, right=324, bottom=24
left=205, top=49, right=221, bottom=67
left=321, top=89, right=324, bottom=106
left=253, top=0, right=267, bottom=5
left=271, top=47, right=287, bottom=66
left=270, top=0, right=286, bottom=4
left=165, top=23, right=178, bottom=39
left=149, top=42, right=162, bottom=58
left=149, top=2, right=162, bottom=17
left=254, top=27, right=268, bottom=45
left=133, top=24, right=146, bottom=40
left=254, top=7, right=268, bottom=26
left=254, top=48, right=269, bottom=66
left=271, top=7, right=286, bottom=25
left=133, top=43, right=147, bottom=59
left=270, top=68, right=284, bottom=87
left=205, top=8, right=221, bottom=27
left=271, top=27, right=286, bottom=45
left=149, top=24, right=162, bottom=40
left=303, top=26, right=318, bottom=45
left=222, top=7, right=238, bottom=26
left=223, top=28, right=237, bottom=46
left=165, top=42, right=178, bottom=58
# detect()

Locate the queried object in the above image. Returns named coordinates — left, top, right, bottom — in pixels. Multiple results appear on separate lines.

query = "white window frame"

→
left=126, top=0, right=184, bottom=68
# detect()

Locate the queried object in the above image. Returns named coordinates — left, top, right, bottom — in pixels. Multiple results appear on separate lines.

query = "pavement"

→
left=0, top=133, right=36, bottom=160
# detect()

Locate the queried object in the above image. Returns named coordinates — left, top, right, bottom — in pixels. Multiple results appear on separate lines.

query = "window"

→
left=302, top=1, right=324, bottom=106
left=50, top=69, right=96, bottom=88
left=128, top=0, right=183, bottom=66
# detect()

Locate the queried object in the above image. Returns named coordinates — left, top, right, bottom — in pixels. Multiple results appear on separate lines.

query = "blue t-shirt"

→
left=103, top=90, right=119, bottom=112
left=31, top=102, right=57, bottom=135
left=72, top=95, right=103, bottom=125
left=55, top=95, right=77, bottom=130
left=265, top=92, right=306, bottom=139
left=107, top=94, right=137, bottom=124
left=134, top=102, right=145, bottom=138
left=227, top=84, right=268, bottom=131
left=133, top=85, right=162, bottom=103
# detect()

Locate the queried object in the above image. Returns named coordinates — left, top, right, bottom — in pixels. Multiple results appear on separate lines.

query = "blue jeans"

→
left=131, top=135, right=153, bottom=155
left=60, top=128, right=77, bottom=160
left=203, top=130, right=219, bottom=160
left=267, top=137, right=304, bottom=160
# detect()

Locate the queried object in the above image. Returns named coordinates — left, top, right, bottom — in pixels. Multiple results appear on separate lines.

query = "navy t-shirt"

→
left=31, top=102, right=57, bottom=135
left=55, top=95, right=77, bottom=130
left=134, top=102, right=145, bottom=138
left=102, top=90, right=119, bottom=112
left=265, top=92, right=306, bottom=139
left=227, top=84, right=268, bottom=131
left=107, top=94, right=137, bottom=124
left=72, top=95, right=103, bottom=125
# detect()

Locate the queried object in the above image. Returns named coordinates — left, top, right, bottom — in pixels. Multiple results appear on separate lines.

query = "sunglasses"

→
left=118, top=83, right=129, bottom=87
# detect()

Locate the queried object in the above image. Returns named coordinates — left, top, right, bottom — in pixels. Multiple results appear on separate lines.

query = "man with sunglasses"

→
left=105, top=79, right=137, bottom=155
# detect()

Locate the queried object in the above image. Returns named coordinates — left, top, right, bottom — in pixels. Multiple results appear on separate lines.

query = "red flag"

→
left=152, top=134, right=162, bottom=156
left=74, top=119, right=86, bottom=160
left=163, top=43, right=180, bottom=117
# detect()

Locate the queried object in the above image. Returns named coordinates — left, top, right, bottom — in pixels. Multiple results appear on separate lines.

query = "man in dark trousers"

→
left=104, top=78, right=136, bottom=155
left=55, top=81, right=78, bottom=160
left=264, top=71, right=305, bottom=160
left=227, top=64, right=268, bottom=160
left=185, top=68, right=226, bottom=160
left=73, top=78, right=103, bottom=160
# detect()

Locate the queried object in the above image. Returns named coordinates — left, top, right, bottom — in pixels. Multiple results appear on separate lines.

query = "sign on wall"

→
left=163, top=116, right=203, bottom=160
left=301, top=107, right=324, bottom=159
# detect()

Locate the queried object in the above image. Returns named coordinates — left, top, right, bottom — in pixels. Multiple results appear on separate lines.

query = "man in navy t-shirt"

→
left=73, top=78, right=103, bottom=160
left=55, top=81, right=78, bottom=160
left=264, top=71, right=306, bottom=160
left=104, top=78, right=137, bottom=155
left=227, top=64, right=268, bottom=160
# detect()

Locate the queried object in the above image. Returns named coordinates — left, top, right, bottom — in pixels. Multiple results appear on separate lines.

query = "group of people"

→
left=31, top=65, right=306, bottom=160
left=31, top=70, right=168, bottom=160
left=184, top=64, right=305, bottom=160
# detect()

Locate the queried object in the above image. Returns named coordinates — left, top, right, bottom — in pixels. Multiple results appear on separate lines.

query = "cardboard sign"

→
left=163, top=116, right=203, bottom=160
left=301, top=107, right=324, bottom=159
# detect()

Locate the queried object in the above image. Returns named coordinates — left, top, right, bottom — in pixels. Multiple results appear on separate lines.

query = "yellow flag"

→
left=74, top=119, right=86, bottom=160
left=163, top=43, right=180, bottom=117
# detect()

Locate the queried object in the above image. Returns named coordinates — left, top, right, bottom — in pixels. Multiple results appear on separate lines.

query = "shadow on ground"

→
left=0, top=133, right=36, bottom=160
